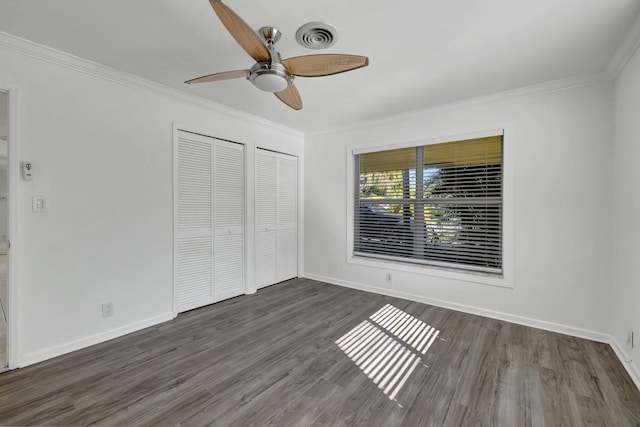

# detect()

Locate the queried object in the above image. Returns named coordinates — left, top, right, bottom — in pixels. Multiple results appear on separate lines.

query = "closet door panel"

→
left=255, top=151, right=277, bottom=227
left=255, top=149, right=298, bottom=288
left=176, top=236, right=213, bottom=310
left=277, top=154, right=298, bottom=281
left=175, top=133, right=214, bottom=312
left=277, top=227, right=297, bottom=281
left=214, top=140, right=245, bottom=301
left=255, top=150, right=278, bottom=289
left=214, top=233, right=244, bottom=301
left=215, top=142, right=245, bottom=229
left=255, top=229, right=278, bottom=288
left=277, top=154, right=298, bottom=226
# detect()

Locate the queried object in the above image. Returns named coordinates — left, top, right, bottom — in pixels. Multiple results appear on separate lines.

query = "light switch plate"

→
left=32, top=195, right=47, bottom=213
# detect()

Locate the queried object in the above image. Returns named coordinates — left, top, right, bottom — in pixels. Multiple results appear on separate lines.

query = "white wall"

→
left=0, top=91, right=7, bottom=238
left=305, top=82, right=614, bottom=337
left=0, top=92, right=7, bottom=236
left=0, top=91, right=7, bottom=138
left=612, top=43, right=640, bottom=381
left=0, top=44, right=303, bottom=366
left=0, top=139, right=7, bottom=237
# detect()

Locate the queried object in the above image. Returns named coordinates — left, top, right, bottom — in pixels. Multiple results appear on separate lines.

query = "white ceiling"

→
left=1, top=0, right=639, bottom=133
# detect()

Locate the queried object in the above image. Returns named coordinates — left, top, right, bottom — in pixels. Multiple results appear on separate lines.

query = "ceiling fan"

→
left=185, top=0, right=369, bottom=110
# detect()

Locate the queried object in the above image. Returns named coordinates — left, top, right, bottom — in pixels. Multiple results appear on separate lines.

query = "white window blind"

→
left=354, top=135, right=503, bottom=274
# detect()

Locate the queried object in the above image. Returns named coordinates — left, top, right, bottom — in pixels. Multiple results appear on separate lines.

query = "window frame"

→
left=346, top=127, right=513, bottom=289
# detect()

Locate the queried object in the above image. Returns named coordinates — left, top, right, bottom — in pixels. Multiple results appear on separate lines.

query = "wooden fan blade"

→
left=185, top=69, right=249, bottom=84
left=209, top=0, right=270, bottom=62
left=282, top=54, right=369, bottom=77
left=275, top=83, right=302, bottom=110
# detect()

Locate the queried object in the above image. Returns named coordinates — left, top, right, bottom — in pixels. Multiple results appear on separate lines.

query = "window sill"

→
left=347, top=254, right=513, bottom=289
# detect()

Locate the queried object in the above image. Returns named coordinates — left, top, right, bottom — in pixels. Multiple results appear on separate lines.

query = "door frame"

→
left=1, top=85, right=21, bottom=369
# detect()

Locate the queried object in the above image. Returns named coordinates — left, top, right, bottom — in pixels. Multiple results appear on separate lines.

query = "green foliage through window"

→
left=354, top=135, right=503, bottom=274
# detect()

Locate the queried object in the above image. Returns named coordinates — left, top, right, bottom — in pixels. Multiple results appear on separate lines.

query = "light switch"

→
left=32, top=195, right=47, bottom=213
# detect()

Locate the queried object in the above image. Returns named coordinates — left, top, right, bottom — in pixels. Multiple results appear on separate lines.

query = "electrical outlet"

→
left=385, top=272, right=392, bottom=283
left=102, top=301, right=114, bottom=318
left=628, top=329, right=634, bottom=349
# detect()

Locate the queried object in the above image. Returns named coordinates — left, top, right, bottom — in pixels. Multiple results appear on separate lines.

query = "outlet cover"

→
left=385, top=273, right=392, bottom=283
left=32, top=195, right=47, bottom=213
left=102, top=302, right=114, bottom=318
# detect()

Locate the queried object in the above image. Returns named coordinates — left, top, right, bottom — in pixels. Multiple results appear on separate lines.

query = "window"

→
left=353, top=134, right=503, bottom=275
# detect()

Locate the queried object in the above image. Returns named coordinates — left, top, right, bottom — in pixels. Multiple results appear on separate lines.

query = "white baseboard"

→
left=19, top=312, right=174, bottom=368
left=303, top=273, right=640, bottom=393
left=304, top=273, right=610, bottom=343
left=609, top=336, right=640, bottom=391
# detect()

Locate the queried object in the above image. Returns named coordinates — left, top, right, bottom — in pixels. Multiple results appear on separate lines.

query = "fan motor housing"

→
left=248, top=62, right=292, bottom=92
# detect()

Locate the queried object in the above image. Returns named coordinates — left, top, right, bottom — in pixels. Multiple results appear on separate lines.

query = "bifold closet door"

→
left=255, top=149, right=298, bottom=289
left=277, top=154, right=298, bottom=280
left=175, top=131, right=245, bottom=313
left=255, top=150, right=278, bottom=288
left=214, top=140, right=245, bottom=301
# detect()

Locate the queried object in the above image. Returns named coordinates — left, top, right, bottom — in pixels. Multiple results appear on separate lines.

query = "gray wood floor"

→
left=1, top=278, right=639, bottom=426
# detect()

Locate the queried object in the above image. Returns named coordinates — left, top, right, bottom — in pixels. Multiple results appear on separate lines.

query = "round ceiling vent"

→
left=295, top=22, right=338, bottom=50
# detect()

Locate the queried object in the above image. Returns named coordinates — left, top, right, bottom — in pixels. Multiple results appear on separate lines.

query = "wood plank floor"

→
left=1, top=278, right=639, bottom=426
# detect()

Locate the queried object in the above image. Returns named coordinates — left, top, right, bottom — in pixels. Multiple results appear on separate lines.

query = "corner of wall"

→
left=607, top=11, right=640, bottom=79
left=609, top=335, right=640, bottom=391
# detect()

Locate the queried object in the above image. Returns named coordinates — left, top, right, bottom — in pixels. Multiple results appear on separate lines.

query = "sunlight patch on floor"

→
left=335, top=304, right=440, bottom=400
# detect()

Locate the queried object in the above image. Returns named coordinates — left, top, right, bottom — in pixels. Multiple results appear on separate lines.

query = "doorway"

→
left=0, top=91, right=8, bottom=371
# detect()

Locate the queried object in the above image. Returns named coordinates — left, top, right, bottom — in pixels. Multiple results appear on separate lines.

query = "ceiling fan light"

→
left=252, top=73, right=289, bottom=92
left=248, top=62, right=292, bottom=93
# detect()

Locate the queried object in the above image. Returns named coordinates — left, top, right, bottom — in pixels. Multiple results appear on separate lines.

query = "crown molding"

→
left=0, top=31, right=304, bottom=139
left=0, top=28, right=623, bottom=139
left=607, top=12, right=640, bottom=80
left=307, top=72, right=610, bottom=136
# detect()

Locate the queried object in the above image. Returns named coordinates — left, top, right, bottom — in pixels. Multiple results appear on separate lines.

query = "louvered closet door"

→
left=214, top=140, right=245, bottom=301
left=255, top=149, right=298, bottom=289
left=175, top=132, right=214, bottom=312
left=255, top=150, right=278, bottom=288
left=175, top=131, right=246, bottom=313
left=277, top=154, right=298, bottom=281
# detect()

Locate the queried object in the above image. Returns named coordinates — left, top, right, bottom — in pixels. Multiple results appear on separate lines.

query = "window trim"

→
left=346, top=127, right=514, bottom=289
